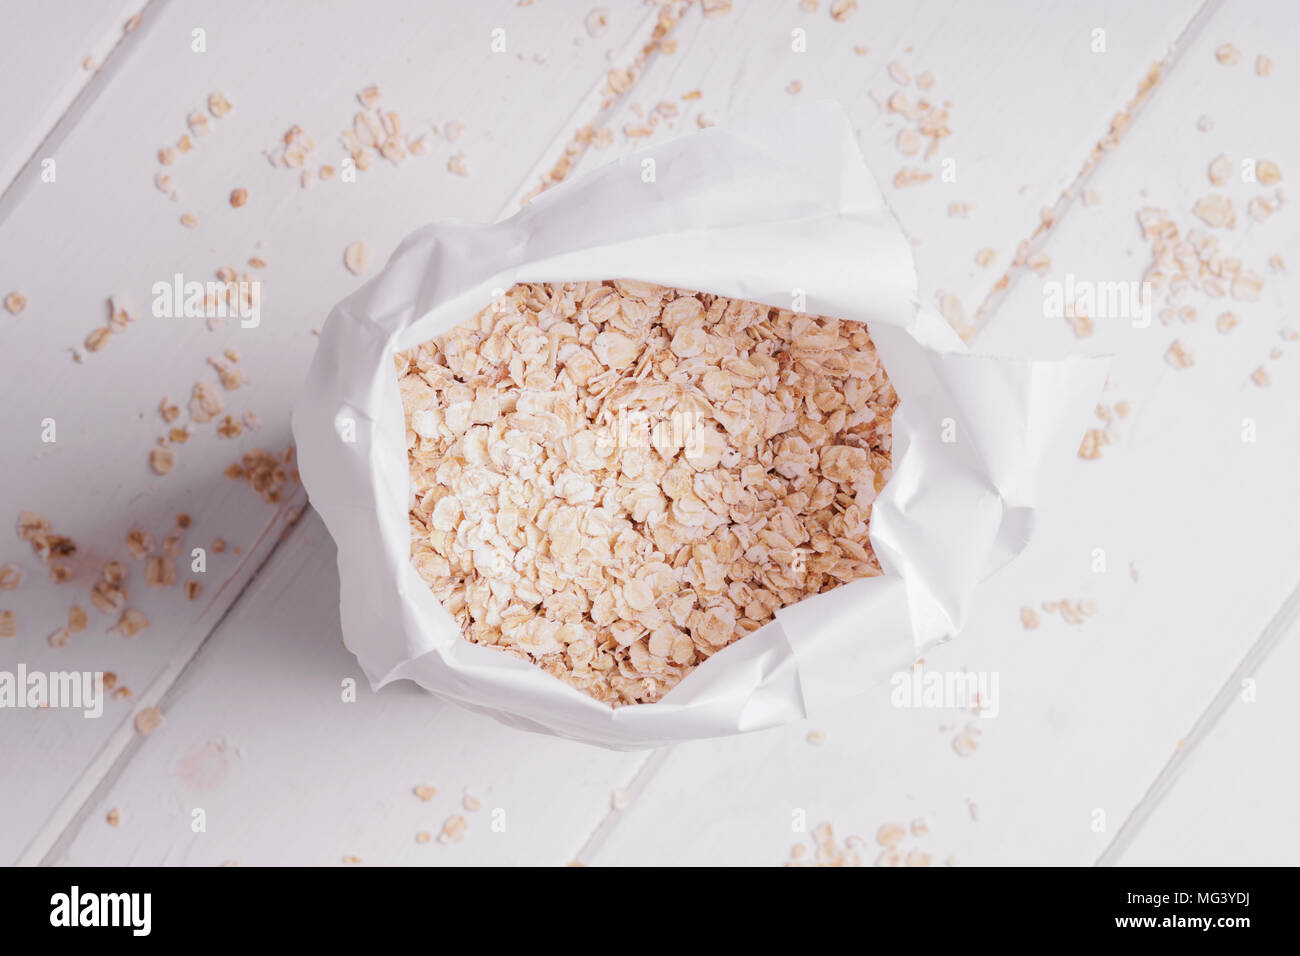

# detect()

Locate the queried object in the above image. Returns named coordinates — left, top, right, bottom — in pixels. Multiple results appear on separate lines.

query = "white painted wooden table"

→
left=2, top=0, right=1297, bottom=867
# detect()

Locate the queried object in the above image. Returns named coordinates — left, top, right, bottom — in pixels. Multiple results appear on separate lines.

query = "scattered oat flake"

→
left=229, top=188, right=248, bottom=208
left=134, top=706, right=164, bottom=735
left=936, top=290, right=971, bottom=337
left=438, top=815, right=468, bottom=844
left=1193, top=195, right=1235, bottom=229
left=829, top=0, right=857, bottom=22
left=109, top=608, right=149, bottom=638
left=1256, top=54, right=1272, bottom=76
left=149, top=447, right=175, bottom=475
left=1256, top=160, right=1282, bottom=186
left=145, top=555, right=176, bottom=588
left=876, top=822, right=905, bottom=847
left=415, top=831, right=431, bottom=844
left=1251, top=366, right=1271, bottom=387
left=344, top=241, right=371, bottom=276
left=463, top=794, right=482, bottom=812
left=0, top=565, right=23, bottom=591
left=208, top=92, right=232, bottom=118
left=894, top=167, right=932, bottom=188
left=342, top=855, right=361, bottom=864
left=1249, top=197, right=1274, bottom=222
left=887, top=60, right=910, bottom=85
left=585, top=7, right=611, bottom=36
left=447, top=153, right=470, bottom=176
left=952, top=726, right=981, bottom=756
left=224, top=446, right=298, bottom=505
left=786, top=80, right=803, bottom=95
left=414, top=784, right=437, bottom=801
left=1216, top=44, right=1239, bottom=66
left=185, top=579, right=202, bottom=600
left=1232, top=272, right=1263, bottom=301
left=4, top=292, right=27, bottom=315
left=180, top=213, right=198, bottom=228
left=1020, top=606, right=1040, bottom=629
left=1208, top=154, right=1232, bottom=186
left=611, top=788, right=630, bottom=809
left=806, top=729, right=826, bottom=745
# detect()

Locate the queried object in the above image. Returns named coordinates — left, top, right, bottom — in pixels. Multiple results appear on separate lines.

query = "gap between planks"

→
left=948, top=0, right=1294, bottom=867
left=968, top=0, right=1225, bottom=342
left=22, top=494, right=308, bottom=867
left=19, top=0, right=687, bottom=867
left=26, top=0, right=1249, bottom=867
left=0, top=0, right=160, bottom=228
left=1095, top=577, right=1300, bottom=866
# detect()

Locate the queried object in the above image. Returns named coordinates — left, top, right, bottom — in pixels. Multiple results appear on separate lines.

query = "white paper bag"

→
left=292, top=103, right=1107, bottom=749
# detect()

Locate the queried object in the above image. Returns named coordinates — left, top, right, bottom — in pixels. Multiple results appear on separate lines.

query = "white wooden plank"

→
left=577, top=0, right=1300, bottom=866
left=46, top=511, right=647, bottom=867
left=1115, top=597, right=1300, bottom=866
left=0, top=0, right=662, bottom=865
left=0, top=0, right=146, bottom=192
left=518, top=0, right=1205, bottom=338
left=12, top=0, right=1297, bottom=868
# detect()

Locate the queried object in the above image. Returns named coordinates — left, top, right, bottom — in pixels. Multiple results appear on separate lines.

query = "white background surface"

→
left=0, top=0, right=1296, bottom=866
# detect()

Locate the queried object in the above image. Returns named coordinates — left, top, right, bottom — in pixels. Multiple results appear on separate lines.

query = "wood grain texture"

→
left=48, top=512, right=647, bottom=866
left=1116, top=603, right=1300, bottom=866
left=521, top=0, right=1206, bottom=335
left=0, top=0, right=661, bottom=865
left=0, top=0, right=147, bottom=195
left=4, top=0, right=1297, bottom=867
left=580, top=0, right=1300, bottom=866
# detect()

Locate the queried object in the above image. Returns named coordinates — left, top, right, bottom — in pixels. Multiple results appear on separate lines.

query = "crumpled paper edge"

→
left=293, top=102, right=1108, bottom=749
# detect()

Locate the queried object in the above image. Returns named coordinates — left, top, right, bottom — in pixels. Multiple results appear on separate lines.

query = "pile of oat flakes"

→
left=397, top=280, right=897, bottom=706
